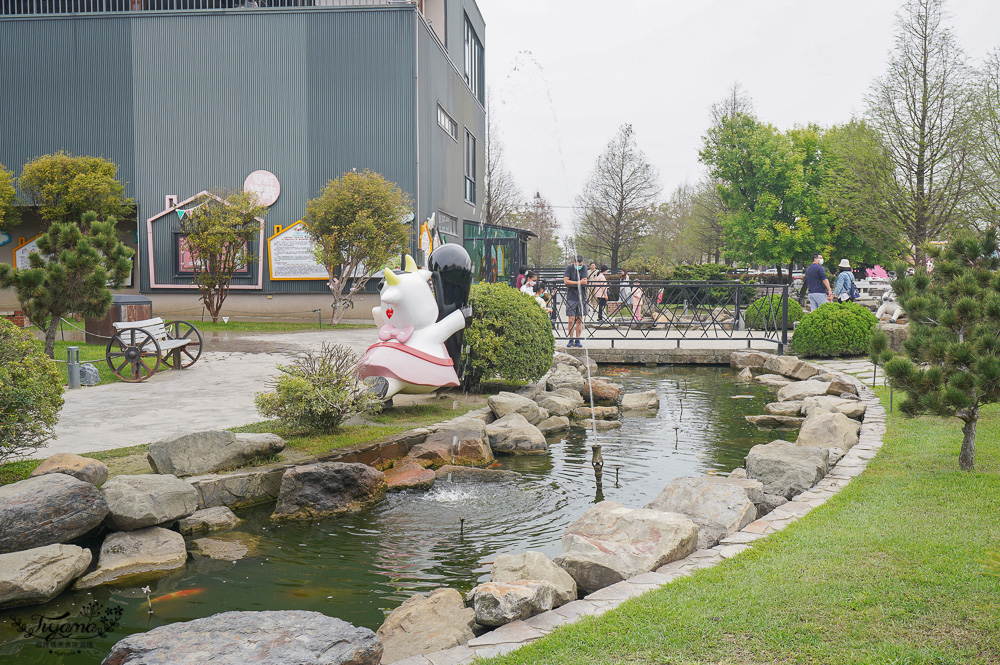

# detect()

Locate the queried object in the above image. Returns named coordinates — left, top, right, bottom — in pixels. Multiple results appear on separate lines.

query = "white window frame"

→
left=463, top=15, right=484, bottom=104
left=437, top=211, right=459, bottom=236
left=437, top=104, right=458, bottom=141
left=464, top=129, right=477, bottom=206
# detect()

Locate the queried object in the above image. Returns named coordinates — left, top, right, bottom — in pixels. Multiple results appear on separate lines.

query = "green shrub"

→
left=0, top=319, right=64, bottom=461
left=462, top=283, right=554, bottom=390
left=255, top=343, right=381, bottom=433
left=744, top=294, right=804, bottom=330
left=791, top=301, right=878, bottom=357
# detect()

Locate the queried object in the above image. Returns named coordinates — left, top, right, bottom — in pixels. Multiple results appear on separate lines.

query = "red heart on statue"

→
left=386, top=308, right=394, bottom=319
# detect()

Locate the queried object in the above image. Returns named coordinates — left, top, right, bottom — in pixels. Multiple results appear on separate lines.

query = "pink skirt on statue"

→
left=359, top=341, right=460, bottom=387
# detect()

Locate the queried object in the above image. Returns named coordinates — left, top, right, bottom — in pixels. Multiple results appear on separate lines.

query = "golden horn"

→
left=384, top=269, right=400, bottom=286
left=404, top=255, right=418, bottom=273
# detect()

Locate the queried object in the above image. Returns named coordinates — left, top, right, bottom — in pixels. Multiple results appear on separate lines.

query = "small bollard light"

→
left=313, top=309, right=322, bottom=330
left=67, top=346, right=80, bottom=389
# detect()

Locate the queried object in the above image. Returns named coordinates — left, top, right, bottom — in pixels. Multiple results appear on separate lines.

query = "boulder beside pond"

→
left=0, top=544, right=92, bottom=608
left=535, top=389, right=584, bottom=417
left=796, top=411, right=861, bottom=451
left=777, top=379, right=833, bottom=402
left=489, top=550, right=577, bottom=607
left=0, top=474, right=109, bottom=554
left=486, top=413, right=548, bottom=455
left=75, top=527, right=187, bottom=589
left=536, top=415, right=570, bottom=435
left=487, top=391, right=544, bottom=424
left=465, top=580, right=557, bottom=627
left=177, top=507, right=241, bottom=535
left=102, top=474, right=200, bottom=531
left=384, top=462, right=436, bottom=492
left=377, top=588, right=476, bottom=664
left=103, top=610, right=382, bottom=665
left=30, top=453, right=109, bottom=486
left=801, top=395, right=867, bottom=420
left=645, top=477, right=757, bottom=549
left=272, top=463, right=386, bottom=520
left=745, top=440, right=829, bottom=499
left=546, top=363, right=586, bottom=392
left=620, top=390, right=660, bottom=411
left=405, top=430, right=494, bottom=468
left=147, top=431, right=286, bottom=477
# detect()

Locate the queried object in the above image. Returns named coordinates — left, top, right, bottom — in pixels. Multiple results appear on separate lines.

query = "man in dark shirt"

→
left=805, top=254, right=833, bottom=311
left=564, top=254, right=588, bottom=347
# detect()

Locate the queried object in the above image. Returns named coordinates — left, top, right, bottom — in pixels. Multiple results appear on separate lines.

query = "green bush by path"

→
left=483, top=394, right=1000, bottom=665
left=462, top=283, right=554, bottom=390
left=792, top=301, right=877, bottom=357
left=743, top=293, right=803, bottom=330
left=0, top=319, right=64, bottom=462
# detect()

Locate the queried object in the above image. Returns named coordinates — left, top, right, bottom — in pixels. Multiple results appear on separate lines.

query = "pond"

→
left=0, top=365, right=777, bottom=664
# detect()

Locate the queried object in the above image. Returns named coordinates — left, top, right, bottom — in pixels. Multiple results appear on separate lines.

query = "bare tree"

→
left=970, top=49, right=1000, bottom=227
left=864, top=0, right=975, bottom=270
left=710, top=82, right=755, bottom=126
left=483, top=96, right=523, bottom=228
left=576, top=124, right=661, bottom=270
left=518, top=193, right=562, bottom=267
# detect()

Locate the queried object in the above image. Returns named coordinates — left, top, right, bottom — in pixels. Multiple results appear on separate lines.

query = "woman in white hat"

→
left=833, top=258, right=858, bottom=302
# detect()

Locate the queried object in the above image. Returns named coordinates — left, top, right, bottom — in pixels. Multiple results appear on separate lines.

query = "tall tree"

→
left=304, top=170, right=410, bottom=324
left=576, top=124, right=661, bottom=270
left=483, top=97, right=523, bottom=229
left=688, top=179, right=728, bottom=264
left=180, top=190, right=267, bottom=324
left=864, top=0, right=975, bottom=270
left=18, top=152, right=132, bottom=227
left=0, top=211, right=133, bottom=357
left=517, top=192, right=562, bottom=267
left=0, top=162, right=15, bottom=230
left=969, top=49, right=1000, bottom=227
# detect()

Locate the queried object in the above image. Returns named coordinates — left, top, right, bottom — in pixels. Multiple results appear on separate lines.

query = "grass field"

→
left=485, top=392, right=1000, bottom=665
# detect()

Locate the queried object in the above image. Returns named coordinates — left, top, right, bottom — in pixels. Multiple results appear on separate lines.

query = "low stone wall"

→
left=571, top=348, right=737, bottom=365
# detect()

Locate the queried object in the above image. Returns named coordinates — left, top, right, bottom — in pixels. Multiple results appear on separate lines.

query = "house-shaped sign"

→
left=267, top=221, right=328, bottom=281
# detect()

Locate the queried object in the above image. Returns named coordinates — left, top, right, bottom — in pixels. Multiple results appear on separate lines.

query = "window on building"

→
left=437, top=211, right=458, bottom=236
left=464, top=130, right=477, bottom=205
left=437, top=105, right=458, bottom=141
left=463, top=16, right=484, bottom=104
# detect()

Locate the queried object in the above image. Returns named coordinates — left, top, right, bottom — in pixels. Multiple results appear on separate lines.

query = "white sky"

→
left=478, top=0, right=1000, bottom=231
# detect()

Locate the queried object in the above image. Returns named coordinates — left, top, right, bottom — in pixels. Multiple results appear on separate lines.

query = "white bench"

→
left=107, top=317, right=202, bottom=382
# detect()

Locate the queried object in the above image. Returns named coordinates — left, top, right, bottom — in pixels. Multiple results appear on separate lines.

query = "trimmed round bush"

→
left=0, top=319, right=64, bottom=461
left=462, top=283, right=554, bottom=390
left=744, top=294, right=804, bottom=330
left=791, top=301, right=878, bottom=358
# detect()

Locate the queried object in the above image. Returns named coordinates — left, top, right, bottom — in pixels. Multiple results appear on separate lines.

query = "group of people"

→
left=559, top=256, right=644, bottom=348
left=804, top=254, right=859, bottom=311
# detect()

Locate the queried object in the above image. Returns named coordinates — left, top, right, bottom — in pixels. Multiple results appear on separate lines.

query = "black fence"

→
left=544, top=280, right=791, bottom=353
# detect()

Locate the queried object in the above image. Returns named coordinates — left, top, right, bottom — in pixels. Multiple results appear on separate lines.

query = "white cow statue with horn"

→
left=358, top=255, right=466, bottom=401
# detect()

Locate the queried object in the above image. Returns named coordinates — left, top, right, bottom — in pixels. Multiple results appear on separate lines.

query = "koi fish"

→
left=151, top=588, right=206, bottom=604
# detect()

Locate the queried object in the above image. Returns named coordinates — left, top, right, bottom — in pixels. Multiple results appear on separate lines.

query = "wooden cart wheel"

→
left=162, top=320, right=204, bottom=369
left=106, top=329, right=161, bottom=383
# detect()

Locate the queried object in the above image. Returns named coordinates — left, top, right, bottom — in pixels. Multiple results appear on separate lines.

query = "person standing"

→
left=514, top=265, right=527, bottom=291
left=631, top=278, right=644, bottom=321
left=833, top=259, right=858, bottom=301
left=805, top=254, right=833, bottom=312
left=564, top=254, right=588, bottom=347
left=519, top=270, right=537, bottom=296
left=591, top=264, right=608, bottom=320
left=618, top=268, right=632, bottom=316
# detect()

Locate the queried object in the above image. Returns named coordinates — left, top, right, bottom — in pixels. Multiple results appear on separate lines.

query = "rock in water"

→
left=384, top=462, right=436, bottom=491
left=75, top=527, right=187, bottom=589
left=534, top=391, right=583, bottom=417
left=796, top=411, right=861, bottom=450
left=272, top=463, right=386, bottom=520
left=30, top=453, right=109, bottom=486
left=489, top=550, right=577, bottom=607
left=147, top=431, right=286, bottom=477
left=0, top=474, right=108, bottom=554
left=764, top=401, right=804, bottom=417
left=405, top=430, right=494, bottom=468
left=487, top=391, right=543, bottom=424
left=102, top=610, right=382, bottom=665
left=801, top=395, right=867, bottom=420
left=736, top=367, right=754, bottom=382
left=620, top=390, right=659, bottom=410
left=585, top=379, right=621, bottom=404
left=376, top=588, right=475, bottom=663
left=546, top=364, right=586, bottom=392
left=536, top=415, right=570, bottom=435
left=486, top=413, right=548, bottom=455
left=177, top=506, right=241, bottom=535
left=465, top=580, right=557, bottom=627
left=645, top=477, right=757, bottom=549
left=572, top=406, right=620, bottom=420
left=102, top=474, right=200, bottom=531
left=745, top=414, right=806, bottom=429
left=745, top=440, right=829, bottom=499
left=553, top=501, right=698, bottom=594
left=777, top=380, right=832, bottom=402
left=0, top=544, right=92, bottom=608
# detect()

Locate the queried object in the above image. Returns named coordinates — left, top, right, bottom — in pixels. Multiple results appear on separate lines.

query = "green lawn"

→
left=486, top=392, right=1000, bottom=665
left=52, top=340, right=121, bottom=385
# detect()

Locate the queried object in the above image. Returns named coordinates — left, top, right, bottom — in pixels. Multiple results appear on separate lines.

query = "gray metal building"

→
left=0, top=0, right=486, bottom=317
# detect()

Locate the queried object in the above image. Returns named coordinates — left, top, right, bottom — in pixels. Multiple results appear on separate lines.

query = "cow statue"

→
left=359, top=251, right=471, bottom=402
left=875, top=290, right=905, bottom=323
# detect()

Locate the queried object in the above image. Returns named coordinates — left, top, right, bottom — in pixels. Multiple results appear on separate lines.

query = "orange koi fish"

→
left=151, top=588, right=206, bottom=604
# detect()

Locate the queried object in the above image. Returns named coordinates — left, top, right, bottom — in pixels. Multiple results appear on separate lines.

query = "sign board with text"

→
left=267, top=221, right=328, bottom=281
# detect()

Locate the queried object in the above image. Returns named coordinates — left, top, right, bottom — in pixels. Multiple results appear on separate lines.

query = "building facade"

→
left=0, top=0, right=486, bottom=320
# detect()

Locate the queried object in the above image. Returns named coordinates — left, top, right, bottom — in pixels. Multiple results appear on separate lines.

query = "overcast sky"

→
left=478, top=0, right=1000, bottom=232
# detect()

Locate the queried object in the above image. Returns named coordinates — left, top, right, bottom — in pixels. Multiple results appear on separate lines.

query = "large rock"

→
left=578, top=418, right=623, bottom=431
left=487, top=392, right=543, bottom=425
left=572, top=406, right=620, bottom=420
left=620, top=390, right=659, bottom=410
left=553, top=351, right=596, bottom=374
left=796, top=411, right=861, bottom=450
left=429, top=417, right=489, bottom=440
left=273, top=463, right=386, bottom=520
left=406, top=430, right=493, bottom=468
left=701, top=475, right=765, bottom=505
left=103, top=610, right=381, bottom=665
left=486, top=413, right=548, bottom=455
left=645, top=477, right=757, bottom=549
left=745, top=414, right=805, bottom=429
left=736, top=367, right=754, bottom=382
left=546, top=364, right=586, bottom=392
left=490, top=550, right=577, bottom=607
left=755, top=374, right=793, bottom=388
left=466, top=580, right=557, bottom=627
left=0, top=544, right=92, bottom=608
left=534, top=390, right=584, bottom=417
left=536, top=415, right=570, bottom=435
left=75, top=527, right=187, bottom=589
left=801, top=395, right=867, bottom=420
left=553, top=502, right=698, bottom=594
left=102, top=474, right=200, bottom=531
left=745, top=440, right=829, bottom=499
left=177, top=506, right=241, bottom=535
left=187, top=466, right=287, bottom=510
left=377, top=588, right=475, bottom=663
left=384, top=462, right=436, bottom=491
left=825, top=377, right=859, bottom=397
left=190, top=533, right=260, bottom=561
left=763, top=355, right=821, bottom=381
left=764, top=401, right=804, bottom=416
left=434, top=465, right=521, bottom=483
left=30, top=453, right=109, bottom=486
left=147, top=431, right=286, bottom=477
left=0, top=474, right=108, bottom=554
left=777, top=379, right=833, bottom=402
left=730, top=350, right=770, bottom=369
left=585, top=379, right=621, bottom=404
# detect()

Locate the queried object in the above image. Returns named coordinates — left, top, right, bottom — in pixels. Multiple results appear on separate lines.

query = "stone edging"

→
left=391, top=370, right=887, bottom=665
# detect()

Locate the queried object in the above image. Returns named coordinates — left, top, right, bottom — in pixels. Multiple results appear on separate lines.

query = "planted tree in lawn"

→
left=870, top=229, right=1000, bottom=471
left=179, top=190, right=267, bottom=324
left=18, top=152, right=132, bottom=227
left=303, top=170, right=410, bottom=324
left=0, top=211, right=134, bottom=358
